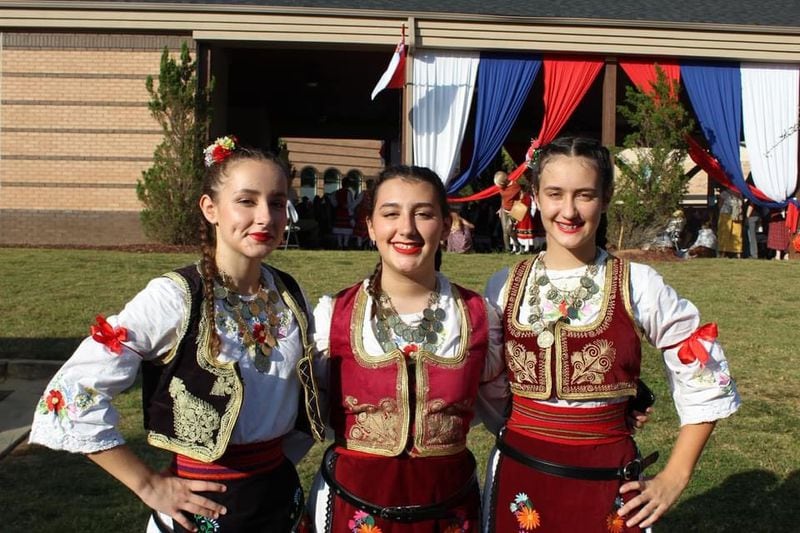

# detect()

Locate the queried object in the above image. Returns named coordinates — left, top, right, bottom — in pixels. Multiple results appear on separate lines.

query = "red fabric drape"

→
left=450, top=56, right=603, bottom=203
left=532, top=55, right=604, bottom=149
left=686, top=136, right=772, bottom=202
left=618, top=59, right=680, bottom=97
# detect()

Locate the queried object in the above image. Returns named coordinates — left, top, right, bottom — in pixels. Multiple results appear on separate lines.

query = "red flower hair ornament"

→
left=204, top=135, right=238, bottom=167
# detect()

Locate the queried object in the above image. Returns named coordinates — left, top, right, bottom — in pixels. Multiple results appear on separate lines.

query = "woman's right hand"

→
left=87, top=445, right=227, bottom=532
left=138, top=470, right=227, bottom=531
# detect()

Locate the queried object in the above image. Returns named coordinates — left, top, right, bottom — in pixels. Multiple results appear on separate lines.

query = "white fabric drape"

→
left=741, top=63, right=799, bottom=202
left=412, top=50, right=479, bottom=184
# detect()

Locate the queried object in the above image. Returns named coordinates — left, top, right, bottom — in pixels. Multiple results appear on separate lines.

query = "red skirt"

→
left=487, top=428, right=642, bottom=533
left=767, top=217, right=790, bottom=251
left=322, top=446, right=480, bottom=532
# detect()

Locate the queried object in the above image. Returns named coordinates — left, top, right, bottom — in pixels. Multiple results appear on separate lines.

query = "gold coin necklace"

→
left=375, top=281, right=446, bottom=354
left=214, top=271, right=281, bottom=373
left=527, top=253, right=599, bottom=348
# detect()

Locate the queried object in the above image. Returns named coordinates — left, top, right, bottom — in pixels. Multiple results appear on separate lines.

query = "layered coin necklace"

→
left=527, top=253, right=600, bottom=348
left=214, top=271, right=281, bottom=373
left=375, top=282, right=446, bottom=354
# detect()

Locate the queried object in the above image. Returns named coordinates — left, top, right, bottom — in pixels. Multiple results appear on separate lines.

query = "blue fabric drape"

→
left=446, top=53, right=541, bottom=194
left=681, top=61, right=790, bottom=209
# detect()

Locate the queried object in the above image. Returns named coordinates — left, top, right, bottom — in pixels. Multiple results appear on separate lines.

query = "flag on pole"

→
left=371, top=28, right=407, bottom=100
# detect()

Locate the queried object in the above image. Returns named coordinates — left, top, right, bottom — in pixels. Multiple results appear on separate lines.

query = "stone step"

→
left=0, top=359, right=62, bottom=381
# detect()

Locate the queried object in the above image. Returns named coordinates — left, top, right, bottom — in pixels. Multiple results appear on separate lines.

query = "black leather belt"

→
left=321, top=445, right=478, bottom=523
left=496, top=428, right=659, bottom=481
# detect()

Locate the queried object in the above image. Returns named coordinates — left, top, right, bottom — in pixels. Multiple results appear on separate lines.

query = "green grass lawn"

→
left=1, top=248, right=798, bottom=532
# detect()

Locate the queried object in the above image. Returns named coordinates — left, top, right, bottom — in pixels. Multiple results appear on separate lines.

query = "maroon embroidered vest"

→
left=328, top=281, right=488, bottom=457
left=502, top=256, right=640, bottom=401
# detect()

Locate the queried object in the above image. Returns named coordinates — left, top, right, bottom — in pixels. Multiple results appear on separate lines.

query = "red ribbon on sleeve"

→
left=90, top=314, right=129, bottom=355
left=677, top=323, right=718, bottom=366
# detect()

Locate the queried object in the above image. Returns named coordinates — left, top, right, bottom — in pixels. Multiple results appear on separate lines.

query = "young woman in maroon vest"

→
left=482, top=137, right=741, bottom=532
left=307, top=165, right=507, bottom=532
left=30, top=137, right=323, bottom=532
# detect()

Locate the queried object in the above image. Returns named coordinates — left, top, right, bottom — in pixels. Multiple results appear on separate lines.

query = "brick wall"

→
left=0, top=32, right=192, bottom=245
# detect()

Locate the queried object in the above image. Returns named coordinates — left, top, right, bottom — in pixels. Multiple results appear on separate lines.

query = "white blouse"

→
left=483, top=250, right=741, bottom=427
left=29, top=265, right=312, bottom=461
left=312, top=272, right=508, bottom=434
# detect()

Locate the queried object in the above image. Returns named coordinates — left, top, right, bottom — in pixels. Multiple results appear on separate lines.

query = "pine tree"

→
left=609, top=66, right=694, bottom=249
left=137, top=42, right=212, bottom=244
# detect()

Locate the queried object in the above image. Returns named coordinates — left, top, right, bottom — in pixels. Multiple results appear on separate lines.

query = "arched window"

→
left=345, top=169, right=363, bottom=194
left=323, top=167, right=341, bottom=194
left=299, top=166, right=317, bottom=199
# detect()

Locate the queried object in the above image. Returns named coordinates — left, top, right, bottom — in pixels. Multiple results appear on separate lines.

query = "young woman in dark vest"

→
left=306, top=165, right=507, bottom=532
left=482, top=137, right=741, bottom=532
left=30, top=137, right=323, bottom=532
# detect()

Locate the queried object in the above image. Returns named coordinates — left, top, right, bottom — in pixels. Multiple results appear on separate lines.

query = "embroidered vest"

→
left=328, top=281, right=488, bottom=457
left=142, top=263, right=315, bottom=462
left=502, top=255, right=640, bottom=401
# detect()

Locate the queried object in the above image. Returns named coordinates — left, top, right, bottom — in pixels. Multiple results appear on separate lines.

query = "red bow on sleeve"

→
left=677, top=323, right=718, bottom=366
left=90, top=314, right=129, bottom=355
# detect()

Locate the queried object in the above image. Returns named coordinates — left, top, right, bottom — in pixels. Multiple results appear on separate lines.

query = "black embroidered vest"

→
left=141, top=263, right=321, bottom=462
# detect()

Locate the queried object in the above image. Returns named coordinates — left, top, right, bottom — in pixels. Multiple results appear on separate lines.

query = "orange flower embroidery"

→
left=516, top=506, right=541, bottom=530
left=357, top=525, right=383, bottom=533
left=606, top=511, right=625, bottom=533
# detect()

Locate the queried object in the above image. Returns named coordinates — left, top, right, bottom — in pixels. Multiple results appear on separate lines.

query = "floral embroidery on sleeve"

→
left=36, top=374, right=99, bottom=421
left=510, top=492, right=541, bottom=530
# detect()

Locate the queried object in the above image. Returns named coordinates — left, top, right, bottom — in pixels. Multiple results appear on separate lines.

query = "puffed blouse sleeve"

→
left=630, top=263, right=741, bottom=426
left=475, top=297, right=509, bottom=435
left=29, top=277, right=186, bottom=453
left=311, top=293, right=335, bottom=430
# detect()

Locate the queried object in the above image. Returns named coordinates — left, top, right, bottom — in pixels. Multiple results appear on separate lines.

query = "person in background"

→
left=446, top=207, right=476, bottom=253
left=331, top=177, right=356, bottom=249
left=29, top=136, right=323, bottom=532
left=353, top=178, right=376, bottom=249
left=495, top=170, right=522, bottom=254
left=482, top=137, right=740, bottom=532
left=766, top=208, right=791, bottom=260
left=717, top=188, right=744, bottom=258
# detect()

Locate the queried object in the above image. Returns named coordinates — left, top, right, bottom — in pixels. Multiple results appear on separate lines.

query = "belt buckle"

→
left=380, top=505, right=420, bottom=523
left=621, top=458, right=642, bottom=481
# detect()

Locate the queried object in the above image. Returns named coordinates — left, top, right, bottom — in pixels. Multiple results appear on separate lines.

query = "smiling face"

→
left=535, top=155, right=607, bottom=266
left=199, top=158, right=288, bottom=270
left=367, top=177, right=450, bottom=284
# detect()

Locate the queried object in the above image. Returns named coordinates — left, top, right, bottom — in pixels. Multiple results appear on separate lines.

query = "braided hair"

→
left=198, top=138, right=290, bottom=357
left=364, top=165, right=450, bottom=317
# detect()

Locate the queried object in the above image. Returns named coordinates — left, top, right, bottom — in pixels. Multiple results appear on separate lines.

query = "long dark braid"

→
left=198, top=138, right=290, bottom=358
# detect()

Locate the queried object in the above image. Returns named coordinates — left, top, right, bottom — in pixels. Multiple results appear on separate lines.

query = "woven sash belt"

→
left=321, top=445, right=478, bottom=523
left=496, top=428, right=659, bottom=482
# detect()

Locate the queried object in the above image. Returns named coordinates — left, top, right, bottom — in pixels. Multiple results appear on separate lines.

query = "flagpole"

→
left=402, top=18, right=415, bottom=166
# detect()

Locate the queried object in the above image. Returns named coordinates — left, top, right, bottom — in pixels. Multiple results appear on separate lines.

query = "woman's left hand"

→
left=617, top=470, right=689, bottom=529
left=626, top=406, right=653, bottom=432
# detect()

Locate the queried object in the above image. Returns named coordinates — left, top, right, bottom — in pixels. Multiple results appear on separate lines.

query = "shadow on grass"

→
left=663, top=469, right=799, bottom=532
left=0, top=338, right=82, bottom=361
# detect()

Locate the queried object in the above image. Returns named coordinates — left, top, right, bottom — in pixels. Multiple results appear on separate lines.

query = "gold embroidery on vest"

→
left=210, top=374, right=237, bottom=396
left=346, top=396, right=401, bottom=446
left=148, top=267, right=245, bottom=462
left=506, top=340, right=538, bottom=385
left=570, top=339, right=616, bottom=385
left=423, top=398, right=470, bottom=445
left=169, top=377, right=220, bottom=447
